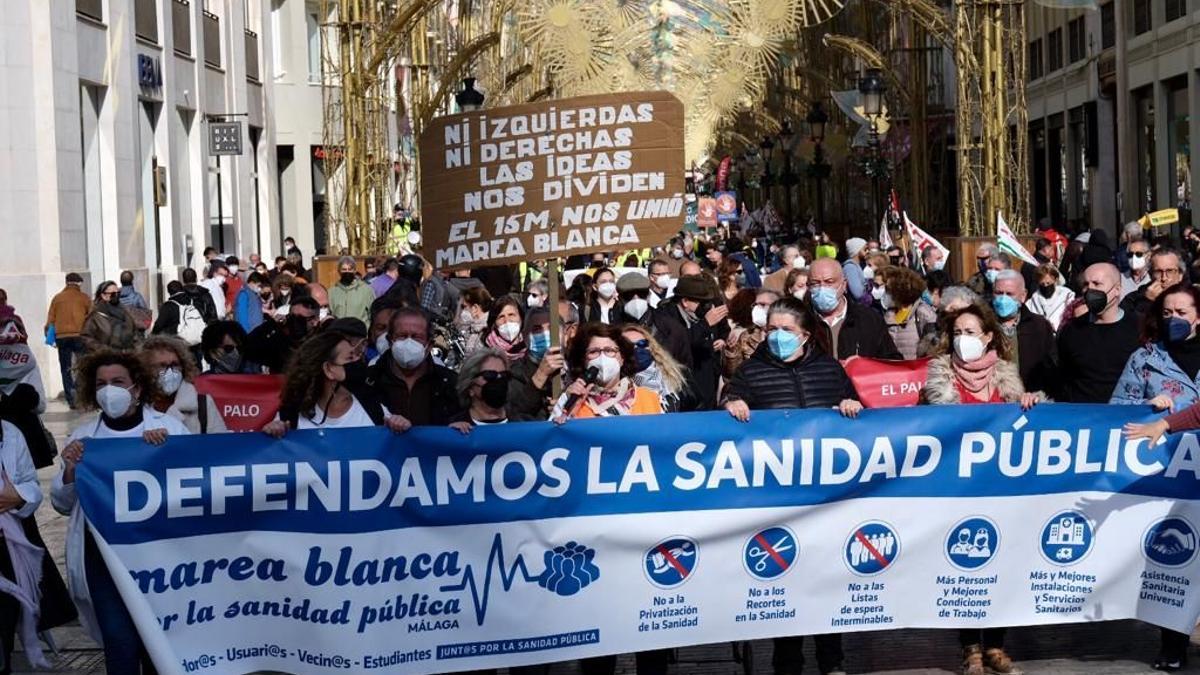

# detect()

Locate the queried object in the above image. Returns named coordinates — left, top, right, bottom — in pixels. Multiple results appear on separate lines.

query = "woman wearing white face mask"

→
left=879, top=266, right=938, bottom=360
left=483, top=296, right=527, bottom=363
left=53, top=350, right=190, bottom=674
left=139, top=336, right=206, bottom=433
left=455, top=287, right=492, bottom=355
left=722, top=289, right=778, bottom=377
left=552, top=323, right=662, bottom=422
left=587, top=268, right=621, bottom=324
left=921, top=303, right=1042, bottom=408
left=525, top=279, right=548, bottom=310
left=785, top=267, right=809, bottom=301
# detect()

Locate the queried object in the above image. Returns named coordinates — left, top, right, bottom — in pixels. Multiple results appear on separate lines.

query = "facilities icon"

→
left=644, top=536, right=698, bottom=588
left=743, top=526, right=798, bottom=581
left=1039, top=511, right=1094, bottom=565
left=845, top=521, right=900, bottom=576
left=1144, top=517, right=1199, bottom=568
left=945, top=517, right=1000, bottom=571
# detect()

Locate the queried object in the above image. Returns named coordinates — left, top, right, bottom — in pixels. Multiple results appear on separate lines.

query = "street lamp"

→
left=858, top=68, right=887, bottom=230
left=455, top=77, right=485, bottom=112
left=778, top=120, right=798, bottom=237
left=760, top=135, right=776, bottom=213
left=806, top=102, right=832, bottom=233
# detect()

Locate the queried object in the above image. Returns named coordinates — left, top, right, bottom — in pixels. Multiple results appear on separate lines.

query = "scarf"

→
left=484, top=330, right=527, bottom=363
left=0, top=509, right=48, bottom=668
left=582, top=378, right=639, bottom=417
left=951, top=349, right=1001, bottom=396
left=892, top=305, right=914, bottom=326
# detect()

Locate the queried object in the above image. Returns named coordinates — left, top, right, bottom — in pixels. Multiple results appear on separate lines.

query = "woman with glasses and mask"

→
left=81, top=281, right=140, bottom=353
left=52, top=349, right=189, bottom=673
left=200, top=321, right=256, bottom=374
left=449, top=349, right=513, bottom=433
left=621, top=324, right=690, bottom=412
left=139, top=336, right=204, bottom=433
left=553, top=322, right=662, bottom=422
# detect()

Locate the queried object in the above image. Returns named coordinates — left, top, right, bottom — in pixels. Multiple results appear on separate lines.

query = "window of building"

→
left=306, top=5, right=321, bottom=82
left=1168, top=81, right=1192, bottom=211
left=1068, top=17, right=1085, bottom=63
left=1135, top=87, right=1157, bottom=214
left=1069, top=107, right=1091, bottom=224
left=1167, top=0, right=1187, bottom=22
left=1100, top=3, right=1115, bottom=48
left=1028, top=39, right=1044, bottom=81
left=270, top=0, right=285, bottom=79
left=1133, top=0, right=1152, bottom=35
left=1047, top=28, right=1063, bottom=72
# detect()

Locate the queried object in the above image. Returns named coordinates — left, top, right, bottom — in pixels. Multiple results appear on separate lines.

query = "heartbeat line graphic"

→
left=439, top=533, right=539, bottom=625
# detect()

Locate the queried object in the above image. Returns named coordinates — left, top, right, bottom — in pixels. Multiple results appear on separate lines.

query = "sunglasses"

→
left=633, top=339, right=650, bottom=349
left=479, top=370, right=510, bottom=382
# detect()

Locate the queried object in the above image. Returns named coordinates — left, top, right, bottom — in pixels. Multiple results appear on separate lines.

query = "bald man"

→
left=992, top=270, right=1057, bottom=393
left=807, top=258, right=901, bottom=360
left=1055, top=262, right=1140, bottom=402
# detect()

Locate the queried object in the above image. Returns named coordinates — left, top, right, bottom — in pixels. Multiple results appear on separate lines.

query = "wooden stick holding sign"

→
left=546, top=256, right=562, bottom=400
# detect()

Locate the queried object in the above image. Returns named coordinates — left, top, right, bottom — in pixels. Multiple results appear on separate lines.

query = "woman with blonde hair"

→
left=621, top=324, right=690, bottom=411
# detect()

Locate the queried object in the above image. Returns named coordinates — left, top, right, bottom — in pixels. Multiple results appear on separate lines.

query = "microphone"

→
left=562, top=365, right=600, bottom=417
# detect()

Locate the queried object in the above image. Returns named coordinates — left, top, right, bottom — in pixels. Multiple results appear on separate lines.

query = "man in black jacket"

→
left=807, top=259, right=902, bottom=360
left=660, top=275, right=728, bottom=409
left=993, top=270, right=1057, bottom=394
left=615, top=272, right=692, bottom=368
left=244, top=297, right=321, bottom=373
left=152, top=268, right=218, bottom=335
left=367, top=307, right=461, bottom=425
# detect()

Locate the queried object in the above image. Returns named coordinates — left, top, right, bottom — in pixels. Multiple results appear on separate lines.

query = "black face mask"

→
left=1038, top=284, right=1056, bottom=299
left=108, top=296, right=120, bottom=306
left=213, top=349, right=243, bottom=374
left=340, top=272, right=356, bottom=286
left=480, top=376, right=509, bottom=409
left=286, top=314, right=310, bottom=339
left=1083, top=289, right=1109, bottom=316
left=343, top=360, right=369, bottom=386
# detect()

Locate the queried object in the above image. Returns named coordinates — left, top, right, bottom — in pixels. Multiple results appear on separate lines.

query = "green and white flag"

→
left=997, top=212, right=1040, bottom=266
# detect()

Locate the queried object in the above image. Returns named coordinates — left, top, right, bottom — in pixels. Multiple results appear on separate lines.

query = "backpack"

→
left=173, top=299, right=206, bottom=345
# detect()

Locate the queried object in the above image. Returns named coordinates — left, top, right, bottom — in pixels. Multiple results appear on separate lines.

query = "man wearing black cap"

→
left=616, top=272, right=691, bottom=369
left=660, top=274, right=728, bottom=409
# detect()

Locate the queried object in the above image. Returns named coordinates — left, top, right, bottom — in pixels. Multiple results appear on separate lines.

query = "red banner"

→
left=193, top=374, right=285, bottom=432
left=715, top=156, right=731, bottom=191
left=842, top=357, right=930, bottom=408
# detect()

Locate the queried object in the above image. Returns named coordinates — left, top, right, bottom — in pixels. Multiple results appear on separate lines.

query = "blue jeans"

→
left=55, top=336, right=83, bottom=406
left=84, top=531, right=157, bottom=674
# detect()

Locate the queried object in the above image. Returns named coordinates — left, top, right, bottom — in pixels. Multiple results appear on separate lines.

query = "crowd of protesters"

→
left=4, top=219, right=1200, bottom=675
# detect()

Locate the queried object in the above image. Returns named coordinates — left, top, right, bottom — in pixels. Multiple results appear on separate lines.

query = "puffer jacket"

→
left=722, top=343, right=857, bottom=410
left=1110, top=342, right=1200, bottom=409
left=885, top=302, right=937, bottom=360
left=921, top=354, right=1045, bottom=404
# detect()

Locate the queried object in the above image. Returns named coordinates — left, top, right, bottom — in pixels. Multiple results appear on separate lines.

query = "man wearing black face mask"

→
left=329, top=256, right=375, bottom=324
left=245, top=297, right=320, bottom=373
left=1056, top=263, right=1140, bottom=402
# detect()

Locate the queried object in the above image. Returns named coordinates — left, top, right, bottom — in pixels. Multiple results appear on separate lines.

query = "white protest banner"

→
left=419, top=92, right=686, bottom=270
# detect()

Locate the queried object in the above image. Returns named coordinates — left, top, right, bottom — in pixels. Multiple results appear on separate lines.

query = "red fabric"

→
left=954, top=380, right=1004, bottom=404
left=194, top=374, right=285, bottom=431
left=843, top=357, right=930, bottom=408
left=1166, top=402, right=1200, bottom=433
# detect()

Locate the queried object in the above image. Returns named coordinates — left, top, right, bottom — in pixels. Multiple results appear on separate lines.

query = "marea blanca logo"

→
left=439, top=534, right=600, bottom=625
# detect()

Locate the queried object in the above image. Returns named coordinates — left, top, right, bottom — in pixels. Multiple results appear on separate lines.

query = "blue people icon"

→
left=536, top=541, right=600, bottom=596
left=644, top=537, right=698, bottom=588
left=1040, top=511, right=1094, bottom=565
left=845, top=521, right=900, bottom=576
left=1144, top=517, right=1199, bottom=568
left=743, top=526, right=798, bottom=581
left=945, top=517, right=999, bottom=571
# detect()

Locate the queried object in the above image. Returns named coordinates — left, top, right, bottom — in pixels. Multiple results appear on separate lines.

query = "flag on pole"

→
left=996, top=212, right=1040, bottom=266
left=904, top=212, right=949, bottom=262
left=879, top=209, right=894, bottom=248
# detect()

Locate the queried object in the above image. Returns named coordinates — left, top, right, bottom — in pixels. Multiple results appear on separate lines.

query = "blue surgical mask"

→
left=767, top=330, right=803, bottom=361
left=921, top=290, right=934, bottom=306
left=633, top=340, right=654, bottom=372
left=1165, top=317, right=1194, bottom=343
left=810, top=286, right=840, bottom=314
left=985, top=269, right=1000, bottom=284
left=992, top=294, right=1020, bottom=319
left=528, top=331, right=552, bottom=361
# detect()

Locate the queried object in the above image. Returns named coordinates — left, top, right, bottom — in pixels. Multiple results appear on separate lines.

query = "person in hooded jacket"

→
left=721, top=296, right=861, bottom=675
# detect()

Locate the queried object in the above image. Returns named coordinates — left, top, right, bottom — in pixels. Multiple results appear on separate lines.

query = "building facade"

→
left=1024, top=1, right=1198, bottom=236
left=1, top=0, right=280, bottom=394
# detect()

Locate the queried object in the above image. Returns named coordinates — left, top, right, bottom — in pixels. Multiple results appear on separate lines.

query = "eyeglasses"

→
left=1130, top=251, right=1148, bottom=258
left=479, top=370, right=510, bottom=382
left=1153, top=268, right=1183, bottom=279
left=586, top=347, right=621, bottom=358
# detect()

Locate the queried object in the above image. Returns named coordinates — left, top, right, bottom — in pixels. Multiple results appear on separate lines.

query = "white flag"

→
left=879, top=210, right=894, bottom=248
left=903, top=212, right=949, bottom=263
left=996, top=212, right=1040, bottom=266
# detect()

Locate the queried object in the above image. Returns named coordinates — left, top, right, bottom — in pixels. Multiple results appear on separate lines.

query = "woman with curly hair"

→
left=552, top=322, right=662, bottom=421
left=52, top=349, right=189, bottom=673
left=264, top=331, right=397, bottom=435
left=880, top=266, right=937, bottom=359
left=621, top=324, right=691, bottom=412
left=139, top=335, right=207, bottom=433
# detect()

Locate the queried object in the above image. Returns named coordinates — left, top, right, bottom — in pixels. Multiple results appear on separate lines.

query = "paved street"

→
left=10, top=400, right=1200, bottom=674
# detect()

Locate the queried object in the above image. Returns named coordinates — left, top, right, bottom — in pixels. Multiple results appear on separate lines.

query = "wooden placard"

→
left=418, top=91, right=686, bottom=270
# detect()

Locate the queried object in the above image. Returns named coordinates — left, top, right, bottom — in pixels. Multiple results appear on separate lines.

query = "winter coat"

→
left=815, top=301, right=903, bottom=361
left=329, top=278, right=376, bottom=324
left=117, top=285, right=148, bottom=310
left=723, top=343, right=857, bottom=410
left=45, top=285, right=92, bottom=337
left=885, top=303, right=937, bottom=361
left=920, top=354, right=1043, bottom=405
left=80, top=302, right=140, bottom=352
left=152, top=285, right=218, bottom=335
left=1013, top=307, right=1059, bottom=395
left=1110, top=342, right=1200, bottom=409
left=508, top=355, right=552, bottom=421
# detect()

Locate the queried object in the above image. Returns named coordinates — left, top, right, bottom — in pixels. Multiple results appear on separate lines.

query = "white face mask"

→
left=1130, top=254, right=1148, bottom=271
left=871, top=285, right=886, bottom=301
left=792, top=288, right=807, bottom=301
left=751, top=305, right=768, bottom=328
left=792, top=257, right=807, bottom=269
left=624, top=297, right=649, bottom=320
left=228, top=265, right=239, bottom=275
left=863, top=266, right=876, bottom=281
left=653, top=274, right=672, bottom=290
left=157, top=367, right=183, bottom=396
left=390, top=337, right=426, bottom=369
left=374, top=334, right=389, bottom=356
left=527, top=294, right=544, bottom=308
left=953, top=335, right=986, bottom=363
left=459, top=308, right=476, bottom=326
left=497, top=321, right=522, bottom=342
left=97, top=384, right=134, bottom=419
left=880, top=291, right=895, bottom=310
left=588, top=354, right=621, bottom=385
left=597, top=282, right=617, bottom=299
left=318, top=307, right=330, bottom=322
